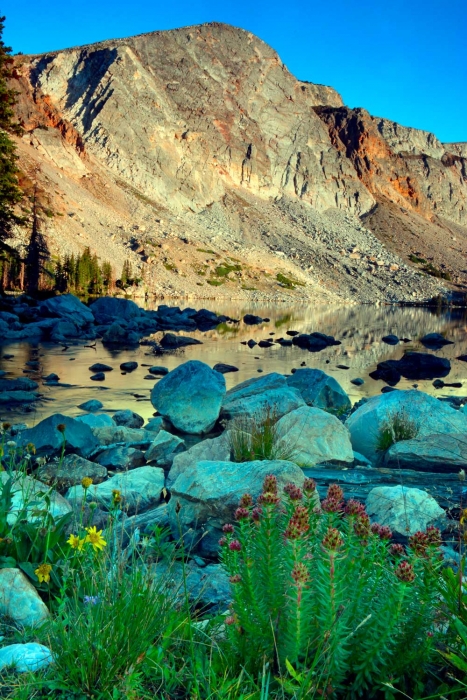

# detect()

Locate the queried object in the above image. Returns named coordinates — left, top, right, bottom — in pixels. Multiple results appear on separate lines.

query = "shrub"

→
left=276, top=272, right=305, bottom=289
left=220, top=477, right=442, bottom=696
left=376, top=408, right=419, bottom=452
left=228, top=406, right=294, bottom=462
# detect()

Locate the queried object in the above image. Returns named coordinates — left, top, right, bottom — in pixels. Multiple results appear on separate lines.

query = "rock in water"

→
left=366, top=485, right=446, bottom=536
left=90, top=296, right=142, bottom=324
left=151, top=360, right=226, bottom=434
left=370, top=352, right=451, bottom=385
left=17, top=413, right=99, bottom=458
left=160, top=333, right=202, bottom=349
left=112, top=409, right=144, bottom=429
left=420, top=333, right=453, bottom=348
left=346, top=389, right=467, bottom=463
left=275, top=406, right=354, bottom=467
left=38, top=294, right=94, bottom=328
left=286, top=368, right=350, bottom=411
left=382, top=334, right=399, bottom=345
left=213, top=363, right=239, bottom=374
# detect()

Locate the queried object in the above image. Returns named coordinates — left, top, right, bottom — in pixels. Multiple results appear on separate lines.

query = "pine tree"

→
left=25, top=184, right=50, bottom=294
left=0, top=16, right=24, bottom=245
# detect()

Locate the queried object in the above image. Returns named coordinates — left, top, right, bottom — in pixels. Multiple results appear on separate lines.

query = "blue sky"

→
left=3, top=0, right=466, bottom=143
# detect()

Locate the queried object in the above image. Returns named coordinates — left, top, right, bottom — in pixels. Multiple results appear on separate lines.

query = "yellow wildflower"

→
left=0, top=446, right=4, bottom=458
left=26, top=443, right=36, bottom=454
left=111, top=489, right=122, bottom=506
left=460, top=508, right=467, bottom=525
left=67, top=533, right=85, bottom=551
left=81, top=477, right=93, bottom=489
left=35, top=563, right=52, bottom=583
left=85, top=526, right=107, bottom=552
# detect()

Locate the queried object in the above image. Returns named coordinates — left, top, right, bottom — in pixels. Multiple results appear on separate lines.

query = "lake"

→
left=1, top=301, right=467, bottom=426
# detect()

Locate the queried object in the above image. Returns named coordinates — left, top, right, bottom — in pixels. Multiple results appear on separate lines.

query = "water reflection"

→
left=1, top=302, right=467, bottom=426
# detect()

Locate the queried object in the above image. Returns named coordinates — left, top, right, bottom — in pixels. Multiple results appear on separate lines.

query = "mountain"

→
left=9, top=22, right=467, bottom=302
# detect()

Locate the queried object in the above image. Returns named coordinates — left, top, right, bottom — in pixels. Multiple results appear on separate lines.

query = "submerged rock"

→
left=160, top=333, right=202, bottom=349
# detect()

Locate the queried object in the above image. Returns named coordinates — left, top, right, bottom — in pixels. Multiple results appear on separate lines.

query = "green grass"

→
left=376, top=408, right=420, bottom=451
left=423, top=262, right=452, bottom=281
left=196, top=248, right=217, bottom=255
left=276, top=272, right=306, bottom=289
left=409, top=254, right=427, bottom=264
left=228, top=406, right=295, bottom=462
left=163, top=262, right=177, bottom=272
left=213, top=263, right=242, bottom=278
left=241, top=285, right=257, bottom=291
left=206, top=279, right=224, bottom=286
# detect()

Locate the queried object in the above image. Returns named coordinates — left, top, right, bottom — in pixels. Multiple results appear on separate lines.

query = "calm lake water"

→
left=2, top=302, right=467, bottom=427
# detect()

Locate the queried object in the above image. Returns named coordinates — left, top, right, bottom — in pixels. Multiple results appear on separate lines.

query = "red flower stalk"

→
left=345, top=499, right=366, bottom=517
left=239, top=493, right=253, bottom=508
left=409, top=531, right=429, bottom=556
left=285, top=505, right=310, bottom=540
left=222, top=523, right=234, bottom=533
left=225, top=615, right=236, bottom=625
left=370, top=523, right=393, bottom=540
left=229, top=574, right=242, bottom=583
left=322, top=527, right=343, bottom=551
left=218, top=537, right=227, bottom=547
left=262, top=474, right=278, bottom=494
left=390, top=543, right=405, bottom=557
left=258, top=491, right=280, bottom=505
left=229, top=539, right=242, bottom=551
left=284, top=483, right=303, bottom=501
left=321, top=496, right=343, bottom=513
left=395, top=560, right=415, bottom=583
left=291, top=562, right=309, bottom=585
left=303, top=478, right=316, bottom=494
left=234, top=507, right=250, bottom=521
left=425, top=525, right=442, bottom=547
left=353, top=514, right=371, bottom=539
left=252, top=507, right=262, bottom=522
left=327, top=484, right=344, bottom=503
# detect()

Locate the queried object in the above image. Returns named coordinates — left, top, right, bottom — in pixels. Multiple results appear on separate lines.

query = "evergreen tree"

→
left=0, top=16, right=24, bottom=245
left=25, top=184, right=50, bottom=294
left=119, top=259, right=133, bottom=288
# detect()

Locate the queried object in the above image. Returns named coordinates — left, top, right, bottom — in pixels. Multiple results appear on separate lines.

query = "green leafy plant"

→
left=220, top=477, right=443, bottom=697
left=375, top=408, right=419, bottom=452
left=228, top=406, right=294, bottom=463
left=276, top=273, right=306, bottom=289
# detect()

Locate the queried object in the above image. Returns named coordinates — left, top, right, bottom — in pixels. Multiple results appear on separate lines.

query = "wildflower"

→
left=35, top=563, right=52, bottom=583
left=26, top=442, right=36, bottom=454
left=81, top=477, right=93, bottom=489
left=229, top=574, right=242, bottom=583
left=222, top=523, right=234, bottom=533
left=225, top=615, right=236, bottom=626
left=234, top=507, right=250, bottom=521
left=262, top=474, right=278, bottom=494
left=36, top=456, right=47, bottom=466
left=409, top=531, right=429, bottom=556
left=251, top=507, right=262, bottom=522
left=322, top=527, right=343, bottom=551
left=327, top=484, right=344, bottom=502
left=303, top=478, right=316, bottom=494
left=89, top=501, right=98, bottom=511
left=321, top=497, right=343, bottom=513
left=285, top=505, right=310, bottom=540
left=390, top=543, right=405, bottom=556
left=56, top=423, right=66, bottom=434
left=83, top=595, right=100, bottom=605
left=460, top=508, right=467, bottom=525
left=291, top=562, right=309, bottom=585
left=239, top=493, right=253, bottom=508
left=258, top=491, right=280, bottom=505
left=2, top=422, right=11, bottom=431
left=6, top=440, right=16, bottom=448
left=395, top=560, right=415, bottom=583
left=229, top=539, right=241, bottom=552
left=353, top=514, right=371, bottom=539
left=284, top=483, right=303, bottom=501
left=371, top=523, right=392, bottom=540
left=459, top=469, right=466, bottom=482
left=84, top=526, right=107, bottom=552
left=67, top=533, right=85, bottom=551
left=218, top=536, right=227, bottom=547
left=425, top=525, right=442, bottom=547
left=345, top=499, right=366, bottom=517
left=111, top=489, right=122, bottom=506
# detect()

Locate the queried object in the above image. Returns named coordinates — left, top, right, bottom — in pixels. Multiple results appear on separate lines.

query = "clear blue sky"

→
left=3, top=0, right=466, bottom=143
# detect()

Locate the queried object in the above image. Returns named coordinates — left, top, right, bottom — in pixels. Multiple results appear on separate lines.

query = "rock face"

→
left=346, top=390, right=467, bottom=462
left=169, top=459, right=309, bottom=555
left=366, top=485, right=447, bottom=537
left=221, top=373, right=305, bottom=421
left=151, top=361, right=226, bottom=434
left=275, top=406, right=354, bottom=467
left=286, top=369, right=350, bottom=411
left=167, top=432, right=231, bottom=489
left=11, top=23, right=466, bottom=303
left=384, top=434, right=467, bottom=473
left=18, top=413, right=99, bottom=458
left=0, top=569, right=50, bottom=627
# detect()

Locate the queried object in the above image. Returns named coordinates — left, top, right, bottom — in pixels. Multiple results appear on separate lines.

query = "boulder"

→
left=91, top=425, right=152, bottom=448
left=50, top=320, right=79, bottom=341
left=0, top=472, right=72, bottom=525
left=78, top=399, right=104, bottom=412
left=145, top=430, right=185, bottom=467
left=0, top=377, right=38, bottom=392
left=382, top=335, right=399, bottom=345
left=167, top=432, right=231, bottom=489
left=112, top=409, right=144, bottom=429
left=292, top=332, right=340, bottom=351
left=384, top=433, right=467, bottom=472
left=366, top=485, right=447, bottom=537
left=37, top=454, right=107, bottom=491
left=95, top=446, right=145, bottom=471
left=17, top=413, right=99, bottom=458
left=0, top=643, right=53, bottom=673
left=221, top=373, right=305, bottom=421
left=286, top=369, right=350, bottom=412
left=90, top=296, right=142, bottom=324
left=144, top=416, right=165, bottom=433
left=160, top=333, right=202, bottom=349
left=243, top=314, right=263, bottom=325
left=90, top=372, right=105, bottom=381
left=102, top=323, right=140, bottom=346
left=38, top=294, right=94, bottom=328
left=213, top=363, right=239, bottom=374
left=420, top=333, right=453, bottom=348
left=169, top=459, right=312, bottom=555
left=275, top=406, right=354, bottom=467
left=89, top=363, right=113, bottom=372
left=149, top=560, right=230, bottom=613
left=0, top=569, right=50, bottom=628
left=151, top=360, right=226, bottom=435
left=66, top=466, right=164, bottom=514
left=370, top=352, right=451, bottom=385
left=350, top=378, right=364, bottom=386
left=76, top=414, right=114, bottom=429
left=149, top=366, right=169, bottom=375
left=0, top=391, right=39, bottom=404
left=346, top=390, right=467, bottom=463
left=120, top=361, right=138, bottom=372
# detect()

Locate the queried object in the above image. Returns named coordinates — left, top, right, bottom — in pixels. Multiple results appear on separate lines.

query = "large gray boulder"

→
left=75, top=413, right=114, bottom=429
left=286, top=369, right=351, bottom=412
left=167, top=432, right=231, bottom=489
left=275, top=406, right=354, bottom=467
left=151, top=361, right=226, bottom=435
left=169, top=459, right=311, bottom=556
left=366, top=485, right=447, bottom=537
left=145, top=430, right=185, bottom=467
left=66, top=466, right=164, bottom=515
left=95, top=446, right=145, bottom=471
left=149, top=560, right=230, bottom=613
left=221, top=373, right=305, bottom=421
left=37, top=454, right=107, bottom=491
left=0, top=643, right=53, bottom=673
left=91, top=425, right=152, bottom=448
left=112, top=409, right=144, bottom=429
left=90, top=296, right=143, bottom=324
left=0, top=473, right=72, bottom=525
left=38, top=294, right=94, bottom=328
left=0, top=569, right=50, bottom=627
left=384, top=433, right=467, bottom=472
left=18, top=413, right=99, bottom=458
left=346, top=390, right=467, bottom=463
